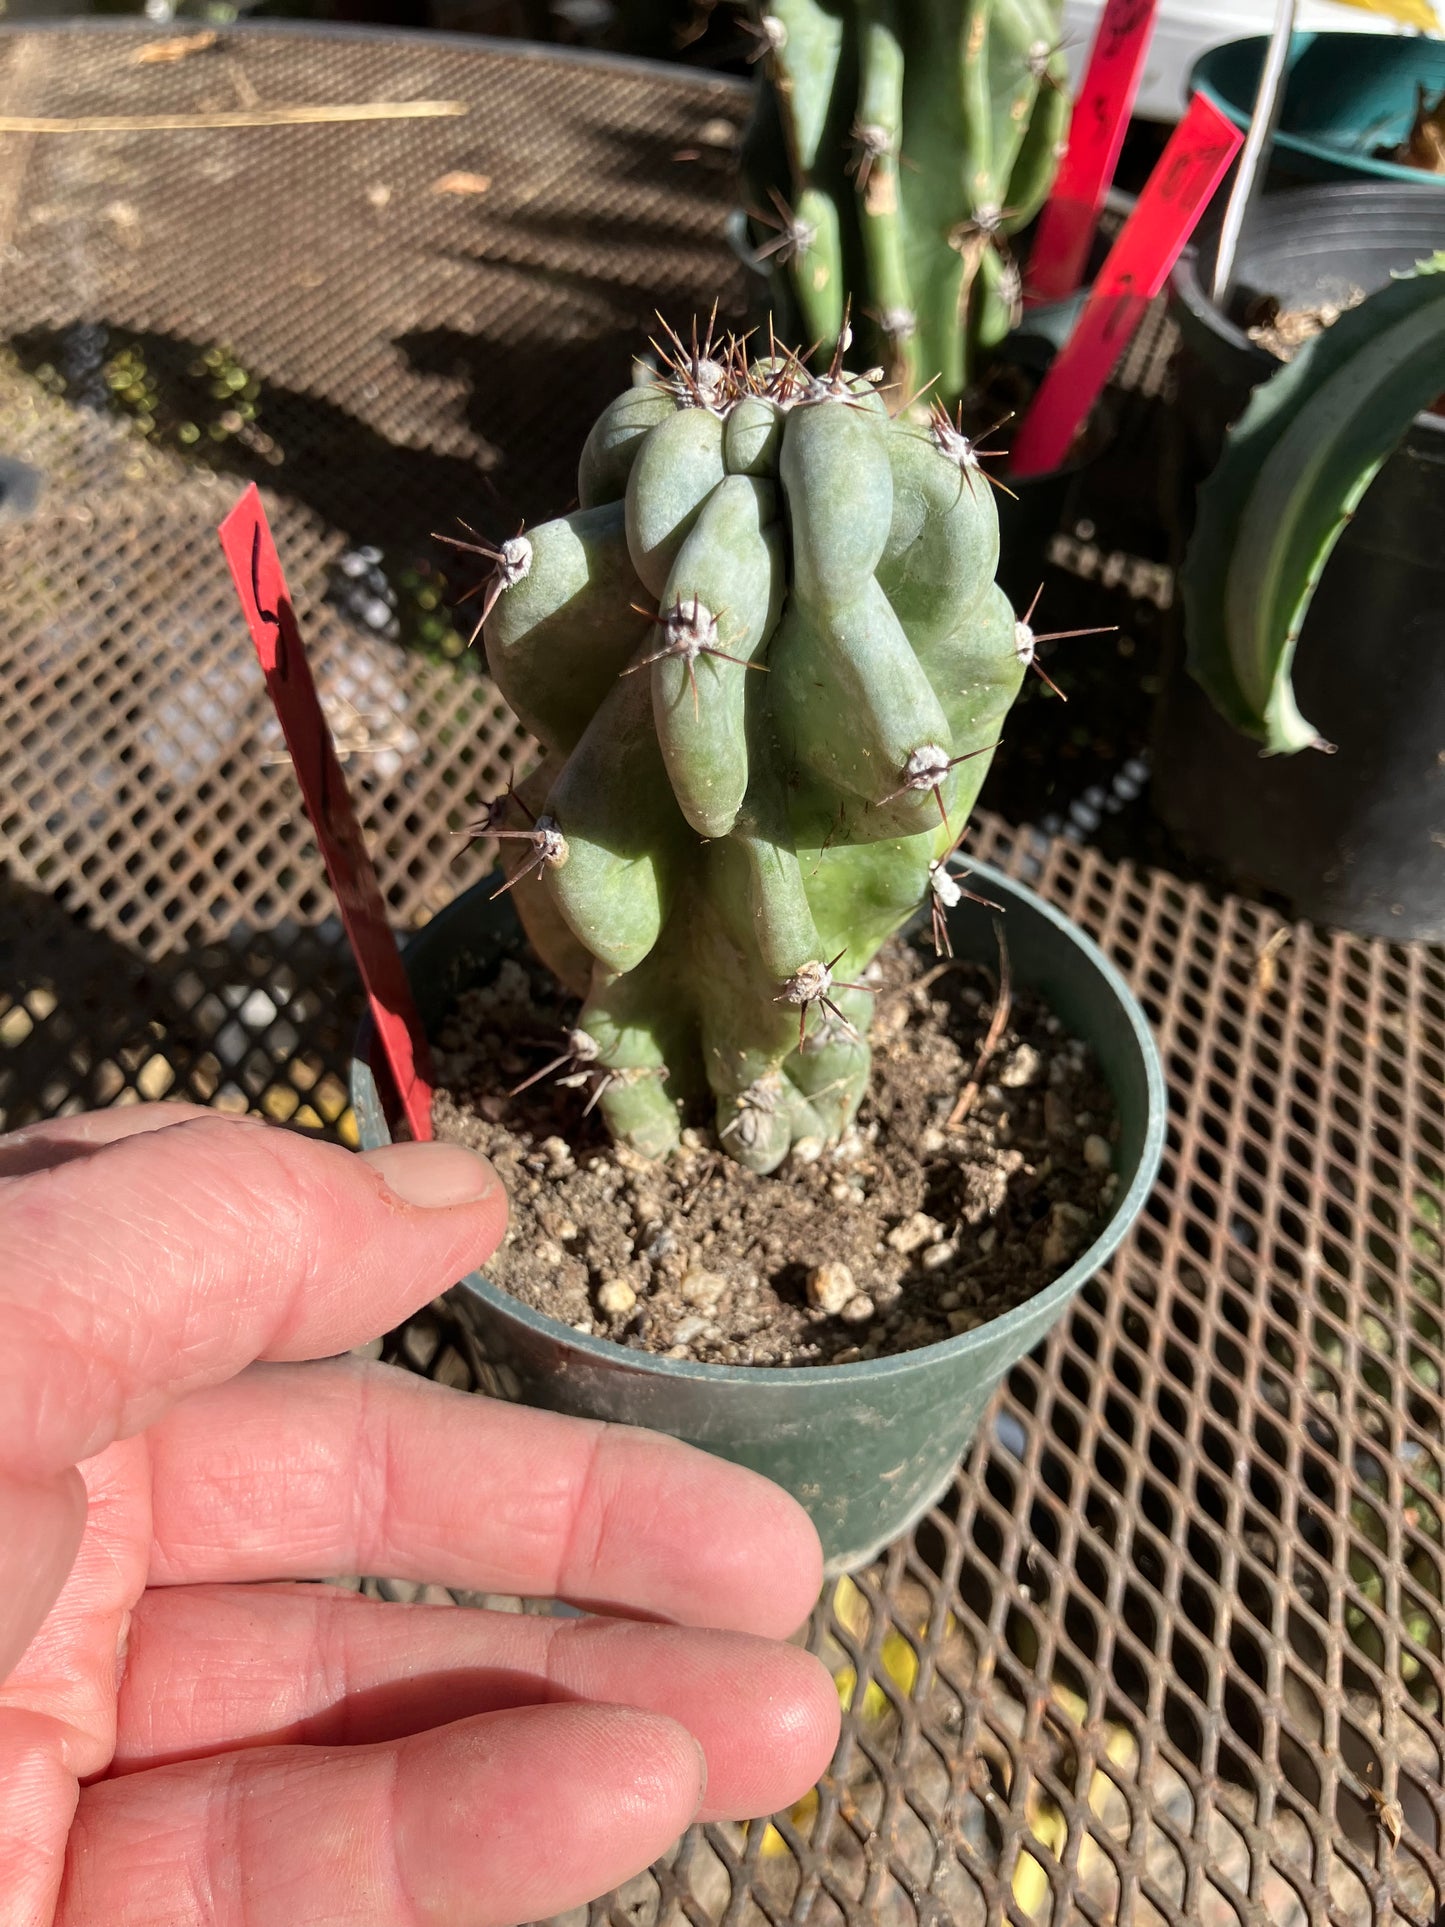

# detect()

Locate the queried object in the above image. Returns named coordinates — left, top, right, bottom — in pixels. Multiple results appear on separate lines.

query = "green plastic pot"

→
left=352, top=862, right=1166, bottom=1573
left=1192, top=34, right=1445, bottom=191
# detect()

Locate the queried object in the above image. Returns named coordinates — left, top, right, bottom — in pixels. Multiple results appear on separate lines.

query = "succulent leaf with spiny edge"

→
left=738, top=0, right=1069, bottom=405
left=477, top=320, right=1030, bottom=1173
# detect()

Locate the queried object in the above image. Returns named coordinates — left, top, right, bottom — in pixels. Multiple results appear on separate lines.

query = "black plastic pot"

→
left=993, top=456, right=1099, bottom=609
left=990, top=292, right=1111, bottom=608
left=1157, top=186, right=1445, bottom=938
left=352, top=864, right=1165, bottom=1574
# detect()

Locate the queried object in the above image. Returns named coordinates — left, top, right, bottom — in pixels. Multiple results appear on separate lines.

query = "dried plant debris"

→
left=1244, top=287, right=1366, bottom=362
left=1393, top=84, right=1445, bottom=175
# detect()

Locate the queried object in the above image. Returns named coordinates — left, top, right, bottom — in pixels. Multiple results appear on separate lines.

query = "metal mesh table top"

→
left=2, top=23, right=1443, bottom=1926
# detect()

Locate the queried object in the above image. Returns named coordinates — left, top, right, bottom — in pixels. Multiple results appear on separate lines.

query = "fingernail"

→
left=691, top=1736, right=710, bottom=1817
left=363, top=1141, right=501, bottom=1209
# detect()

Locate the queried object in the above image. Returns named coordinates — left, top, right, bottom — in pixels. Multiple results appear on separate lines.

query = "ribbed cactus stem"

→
left=742, top=0, right=1070, bottom=402
left=479, top=321, right=1030, bottom=1171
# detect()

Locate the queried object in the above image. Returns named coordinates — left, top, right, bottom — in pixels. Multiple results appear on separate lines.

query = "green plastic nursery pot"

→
left=352, top=863, right=1165, bottom=1574
left=1192, top=35, right=1445, bottom=191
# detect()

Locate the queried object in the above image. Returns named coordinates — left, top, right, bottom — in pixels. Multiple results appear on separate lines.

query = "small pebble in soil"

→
left=886, top=1211, right=941, bottom=1255
left=597, top=1278, right=637, bottom=1318
left=808, top=1260, right=857, bottom=1316
left=1041, top=1201, right=1095, bottom=1270
left=681, top=1269, right=727, bottom=1309
left=999, top=1043, right=1044, bottom=1088
left=1083, top=1133, right=1113, bottom=1171
left=840, top=1293, right=876, bottom=1325
left=540, top=1135, right=574, bottom=1173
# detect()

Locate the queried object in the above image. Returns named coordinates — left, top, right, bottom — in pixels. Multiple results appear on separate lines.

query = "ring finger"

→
left=113, top=1583, right=839, bottom=1823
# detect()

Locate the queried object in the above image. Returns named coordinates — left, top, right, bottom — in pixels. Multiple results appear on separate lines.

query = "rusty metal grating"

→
left=2, top=23, right=1444, bottom=1925
left=0, top=17, right=747, bottom=1125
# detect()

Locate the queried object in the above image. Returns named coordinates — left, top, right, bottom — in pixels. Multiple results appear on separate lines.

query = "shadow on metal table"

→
left=1, top=22, right=1443, bottom=1925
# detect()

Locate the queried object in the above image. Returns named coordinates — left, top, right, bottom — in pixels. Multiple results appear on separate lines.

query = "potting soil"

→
left=432, top=935, right=1120, bottom=1367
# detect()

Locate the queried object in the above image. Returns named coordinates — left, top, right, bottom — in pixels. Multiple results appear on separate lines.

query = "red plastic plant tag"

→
left=1010, top=92, right=1243, bottom=480
left=1026, top=0, right=1161, bottom=306
left=219, top=483, right=435, bottom=1140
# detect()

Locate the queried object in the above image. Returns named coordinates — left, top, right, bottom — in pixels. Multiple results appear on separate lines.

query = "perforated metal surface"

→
left=0, top=16, right=744, bottom=1122
left=2, top=25, right=1443, bottom=1926
left=388, top=825, right=1445, bottom=1927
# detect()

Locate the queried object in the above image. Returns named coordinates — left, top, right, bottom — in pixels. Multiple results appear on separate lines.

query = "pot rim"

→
left=0, top=15, right=754, bottom=96
left=1171, top=220, right=1445, bottom=435
left=352, top=858, right=1167, bottom=1386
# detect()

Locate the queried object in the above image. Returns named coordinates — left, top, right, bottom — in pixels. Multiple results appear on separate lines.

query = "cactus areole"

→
left=479, top=325, right=1029, bottom=1175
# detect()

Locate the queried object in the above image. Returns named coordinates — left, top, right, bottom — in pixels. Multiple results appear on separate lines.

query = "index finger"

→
left=0, top=1101, right=224, bottom=1178
left=144, top=1360, right=824, bottom=1636
left=0, top=1109, right=506, bottom=1483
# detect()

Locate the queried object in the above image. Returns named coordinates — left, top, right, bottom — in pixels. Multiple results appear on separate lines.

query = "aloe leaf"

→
left=1183, top=252, right=1445, bottom=755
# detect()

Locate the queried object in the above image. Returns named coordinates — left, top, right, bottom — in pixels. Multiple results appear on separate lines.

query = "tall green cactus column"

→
left=476, top=328, right=1029, bottom=1174
left=740, top=0, right=1070, bottom=403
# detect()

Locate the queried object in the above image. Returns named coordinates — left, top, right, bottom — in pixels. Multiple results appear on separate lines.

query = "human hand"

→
left=0, top=1104, right=837, bottom=1926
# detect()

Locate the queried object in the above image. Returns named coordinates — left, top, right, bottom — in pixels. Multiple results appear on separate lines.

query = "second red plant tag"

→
left=1011, top=92, right=1243, bottom=480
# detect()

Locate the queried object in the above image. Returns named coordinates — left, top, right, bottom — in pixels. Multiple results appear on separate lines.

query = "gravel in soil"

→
left=431, top=934, right=1120, bottom=1368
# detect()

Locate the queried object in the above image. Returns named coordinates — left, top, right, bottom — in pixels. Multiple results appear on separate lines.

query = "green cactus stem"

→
left=1183, top=253, right=1445, bottom=756
left=740, top=0, right=1070, bottom=404
left=477, top=319, right=1035, bottom=1172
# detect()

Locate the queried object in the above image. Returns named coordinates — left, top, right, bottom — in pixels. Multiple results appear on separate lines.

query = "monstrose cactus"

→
left=737, top=0, right=1070, bottom=406
left=468, top=322, right=1041, bottom=1173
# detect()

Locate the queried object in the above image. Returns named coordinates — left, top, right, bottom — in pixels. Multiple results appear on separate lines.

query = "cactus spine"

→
left=479, top=321, right=1030, bottom=1173
left=739, top=0, right=1070, bottom=404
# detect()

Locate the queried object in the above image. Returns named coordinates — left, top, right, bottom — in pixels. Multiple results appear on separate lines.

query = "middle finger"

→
left=145, top=1359, right=823, bottom=1637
